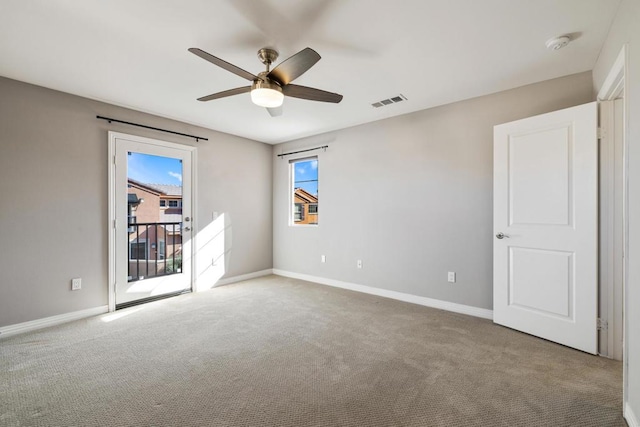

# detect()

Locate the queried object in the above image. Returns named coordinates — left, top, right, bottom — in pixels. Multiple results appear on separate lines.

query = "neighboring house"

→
left=293, top=188, right=318, bottom=225
left=127, top=179, right=163, bottom=224
left=127, top=179, right=183, bottom=280
left=153, top=183, right=183, bottom=223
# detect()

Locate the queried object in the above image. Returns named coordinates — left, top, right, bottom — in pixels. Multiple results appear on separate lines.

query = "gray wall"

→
left=273, top=71, right=593, bottom=311
left=593, top=0, right=640, bottom=420
left=0, top=77, right=273, bottom=328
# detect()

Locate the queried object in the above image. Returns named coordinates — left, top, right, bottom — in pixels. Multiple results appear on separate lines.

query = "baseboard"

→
left=214, top=269, right=274, bottom=287
left=626, top=402, right=640, bottom=427
left=0, top=305, right=109, bottom=339
left=273, top=269, right=493, bottom=320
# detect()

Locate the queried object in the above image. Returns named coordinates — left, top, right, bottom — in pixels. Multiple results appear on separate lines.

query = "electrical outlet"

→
left=447, top=272, right=456, bottom=283
left=71, top=278, right=82, bottom=291
left=357, top=259, right=363, bottom=269
left=321, top=255, right=326, bottom=263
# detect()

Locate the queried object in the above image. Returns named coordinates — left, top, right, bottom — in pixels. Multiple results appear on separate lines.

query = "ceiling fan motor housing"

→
left=252, top=72, right=282, bottom=92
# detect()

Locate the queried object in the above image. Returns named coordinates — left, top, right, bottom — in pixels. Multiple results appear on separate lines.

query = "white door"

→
left=493, top=102, right=598, bottom=354
left=110, top=132, right=194, bottom=308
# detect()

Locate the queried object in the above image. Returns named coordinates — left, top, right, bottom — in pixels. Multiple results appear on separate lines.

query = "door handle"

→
left=184, top=226, right=191, bottom=231
left=496, top=232, right=509, bottom=239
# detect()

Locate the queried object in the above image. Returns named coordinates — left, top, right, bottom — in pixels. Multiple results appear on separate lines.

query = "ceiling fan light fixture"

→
left=190, top=46, right=343, bottom=112
left=251, top=79, right=283, bottom=108
left=251, top=88, right=284, bottom=108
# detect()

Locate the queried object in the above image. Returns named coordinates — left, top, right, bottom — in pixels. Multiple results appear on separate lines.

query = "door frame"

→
left=597, top=44, right=629, bottom=411
left=107, top=131, right=198, bottom=312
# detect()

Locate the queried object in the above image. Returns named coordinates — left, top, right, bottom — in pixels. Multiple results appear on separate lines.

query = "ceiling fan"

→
left=188, top=46, right=343, bottom=116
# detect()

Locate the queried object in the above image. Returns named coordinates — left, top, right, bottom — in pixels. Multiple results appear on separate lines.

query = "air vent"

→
left=371, top=94, right=407, bottom=108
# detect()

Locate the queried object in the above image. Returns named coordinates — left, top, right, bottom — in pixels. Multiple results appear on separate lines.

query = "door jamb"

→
left=107, top=131, right=198, bottom=313
left=597, top=44, right=628, bottom=410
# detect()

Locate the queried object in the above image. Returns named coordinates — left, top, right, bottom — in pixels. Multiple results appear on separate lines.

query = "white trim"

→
left=597, top=43, right=630, bottom=413
left=108, top=131, right=197, bottom=312
left=0, top=306, right=109, bottom=339
left=626, top=402, right=640, bottom=427
left=599, top=100, right=615, bottom=358
left=273, top=269, right=493, bottom=320
left=213, top=269, right=274, bottom=287
left=189, top=145, right=198, bottom=302
left=598, top=46, right=626, bottom=101
left=108, top=134, right=116, bottom=312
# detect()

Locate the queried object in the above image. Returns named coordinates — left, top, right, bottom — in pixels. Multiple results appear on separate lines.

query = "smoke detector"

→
left=546, top=36, right=571, bottom=51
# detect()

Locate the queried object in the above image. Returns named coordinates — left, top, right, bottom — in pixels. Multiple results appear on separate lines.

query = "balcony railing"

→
left=128, top=221, right=182, bottom=282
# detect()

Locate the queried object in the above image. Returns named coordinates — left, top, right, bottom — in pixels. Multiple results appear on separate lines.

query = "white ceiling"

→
left=0, top=0, right=620, bottom=144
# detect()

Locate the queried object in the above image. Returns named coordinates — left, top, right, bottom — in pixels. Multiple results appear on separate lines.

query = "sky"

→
left=128, top=152, right=182, bottom=186
left=294, top=159, right=318, bottom=196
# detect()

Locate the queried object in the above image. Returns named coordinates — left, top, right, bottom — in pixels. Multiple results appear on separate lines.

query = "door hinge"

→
left=597, top=127, right=606, bottom=140
left=113, top=155, right=117, bottom=165
left=113, top=219, right=117, bottom=229
left=597, top=318, right=608, bottom=331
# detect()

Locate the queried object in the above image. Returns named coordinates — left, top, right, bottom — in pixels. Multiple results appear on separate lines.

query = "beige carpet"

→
left=0, top=275, right=625, bottom=426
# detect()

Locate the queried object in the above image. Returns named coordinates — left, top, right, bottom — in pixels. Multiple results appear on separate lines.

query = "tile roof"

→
left=148, top=183, right=182, bottom=196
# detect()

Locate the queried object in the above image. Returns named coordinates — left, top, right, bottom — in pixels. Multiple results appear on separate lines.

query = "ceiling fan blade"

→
left=188, top=48, right=258, bottom=81
left=283, top=84, right=343, bottom=103
left=267, top=106, right=283, bottom=117
left=267, top=47, right=321, bottom=85
left=197, top=86, right=251, bottom=102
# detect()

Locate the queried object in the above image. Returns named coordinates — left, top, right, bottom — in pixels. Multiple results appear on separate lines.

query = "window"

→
left=290, top=157, right=318, bottom=225
left=158, top=240, right=165, bottom=260
left=168, top=200, right=178, bottom=207
left=129, top=240, right=147, bottom=260
left=160, top=200, right=166, bottom=207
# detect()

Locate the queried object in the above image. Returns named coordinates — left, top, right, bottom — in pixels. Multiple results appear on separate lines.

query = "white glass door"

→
left=110, top=132, right=194, bottom=308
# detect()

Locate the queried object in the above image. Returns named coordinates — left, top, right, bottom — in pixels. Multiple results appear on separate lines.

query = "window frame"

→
left=289, top=156, right=319, bottom=227
left=294, top=203, right=305, bottom=222
left=129, top=239, right=148, bottom=261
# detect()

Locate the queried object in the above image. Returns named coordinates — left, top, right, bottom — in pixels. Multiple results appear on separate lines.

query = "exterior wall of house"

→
left=273, top=71, right=594, bottom=311
left=128, top=185, right=161, bottom=223
left=0, top=76, right=273, bottom=328
left=593, top=0, right=640, bottom=421
left=293, top=193, right=318, bottom=225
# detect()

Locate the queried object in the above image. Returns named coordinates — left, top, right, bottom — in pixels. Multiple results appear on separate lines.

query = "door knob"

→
left=496, top=232, right=509, bottom=239
left=184, top=226, right=191, bottom=231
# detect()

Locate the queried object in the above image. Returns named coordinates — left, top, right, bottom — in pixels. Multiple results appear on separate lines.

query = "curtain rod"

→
left=96, top=116, right=208, bottom=142
left=277, top=145, right=328, bottom=158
